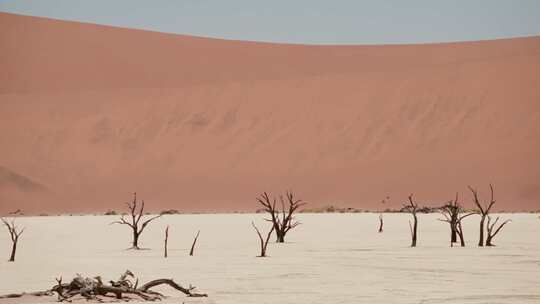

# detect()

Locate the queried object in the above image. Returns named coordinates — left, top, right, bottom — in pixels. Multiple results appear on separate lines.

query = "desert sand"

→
left=0, top=213, right=539, bottom=303
left=1, top=12, right=540, bottom=213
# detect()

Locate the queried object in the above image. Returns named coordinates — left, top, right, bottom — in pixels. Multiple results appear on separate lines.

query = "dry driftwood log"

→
left=0, top=270, right=207, bottom=302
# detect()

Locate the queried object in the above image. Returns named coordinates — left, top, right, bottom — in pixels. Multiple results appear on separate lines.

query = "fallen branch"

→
left=0, top=270, right=207, bottom=302
left=138, top=279, right=207, bottom=297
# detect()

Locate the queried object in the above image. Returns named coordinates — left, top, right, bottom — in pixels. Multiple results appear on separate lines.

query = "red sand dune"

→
left=1, top=12, right=539, bottom=214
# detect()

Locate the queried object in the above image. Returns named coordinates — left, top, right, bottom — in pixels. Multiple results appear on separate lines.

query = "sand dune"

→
left=0, top=12, right=539, bottom=213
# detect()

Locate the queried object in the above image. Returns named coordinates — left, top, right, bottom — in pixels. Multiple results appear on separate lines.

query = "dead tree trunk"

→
left=403, top=194, right=418, bottom=247
left=468, top=185, right=496, bottom=247
left=410, top=216, right=418, bottom=247
left=456, top=221, right=466, bottom=247
left=378, top=214, right=384, bottom=233
left=1, top=218, right=24, bottom=262
left=189, top=230, right=200, bottom=256
left=478, top=215, right=486, bottom=246
left=257, top=191, right=306, bottom=243
left=133, top=230, right=139, bottom=249
left=451, top=229, right=457, bottom=242
left=485, top=216, right=511, bottom=246
left=164, top=226, right=169, bottom=258
left=251, top=221, right=275, bottom=257
left=111, top=192, right=162, bottom=250
left=439, top=193, right=475, bottom=247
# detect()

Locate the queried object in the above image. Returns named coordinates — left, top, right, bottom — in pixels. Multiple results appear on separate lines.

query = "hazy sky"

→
left=1, top=0, right=540, bottom=44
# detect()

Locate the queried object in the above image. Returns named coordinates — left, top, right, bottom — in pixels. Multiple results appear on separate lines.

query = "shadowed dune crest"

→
left=0, top=166, right=48, bottom=193
left=0, top=12, right=539, bottom=213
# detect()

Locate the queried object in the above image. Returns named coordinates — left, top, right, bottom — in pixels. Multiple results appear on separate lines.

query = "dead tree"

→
left=0, top=270, right=207, bottom=301
left=485, top=216, right=511, bottom=246
left=111, top=192, right=161, bottom=249
left=189, top=230, right=200, bottom=256
left=257, top=191, right=306, bottom=243
left=1, top=217, right=24, bottom=262
left=438, top=193, right=475, bottom=247
left=164, top=226, right=169, bottom=258
left=251, top=221, right=275, bottom=257
left=378, top=196, right=390, bottom=233
left=468, top=185, right=496, bottom=247
left=402, top=194, right=418, bottom=247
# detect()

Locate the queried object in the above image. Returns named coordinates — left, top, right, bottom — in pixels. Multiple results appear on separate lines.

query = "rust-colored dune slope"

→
left=1, top=12, right=539, bottom=213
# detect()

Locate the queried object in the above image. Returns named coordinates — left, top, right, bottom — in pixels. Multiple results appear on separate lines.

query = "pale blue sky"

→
left=1, top=0, right=539, bottom=45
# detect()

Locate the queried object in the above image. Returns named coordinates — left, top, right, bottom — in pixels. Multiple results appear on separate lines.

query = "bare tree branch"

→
left=252, top=221, right=275, bottom=257
left=189, top=230, right=200, bottom=256
left=486, top=216, right=511, bottom=246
